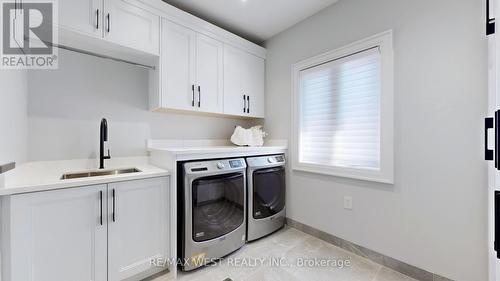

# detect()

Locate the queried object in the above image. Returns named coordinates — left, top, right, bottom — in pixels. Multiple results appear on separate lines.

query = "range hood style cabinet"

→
left=58, top=0, right=266, bottom=118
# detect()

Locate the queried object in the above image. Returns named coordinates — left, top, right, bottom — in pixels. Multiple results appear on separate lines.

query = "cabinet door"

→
left=104, top=0, right=160, bottom=55
left=195, top=33, right=224, bottom=113
left=8, top=185, right=107, bottom=281
left=107, top=177, right=170, bottom=281
left=59, top=0, right=103, bottom=38
left=244, top=53, right=265, bottom=118
left=161, top=19, right=196, bottom=111
left=223, top=45, right=246, bottom=116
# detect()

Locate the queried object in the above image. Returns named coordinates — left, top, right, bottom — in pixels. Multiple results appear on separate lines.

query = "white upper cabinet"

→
left=59, top=0, right=103, bottom=38
left=59, top=0, right=159, bottom=55
left=245, top=53, right=265, bottom=118
left=223, top=45, right=246, bottom=116
left=223, top=45, right=265, bottom=118
left=159, top=19, right=223, bottom=114
left=58, top=0, right=266, bottom=118
left=107, top=178, right=169, bottom=281
left=161, top=19, right=196, bottom=111
left=195, top=33, right=224, bottom=113
left=104, top=0, right=160, bottom=55
left=5, top=185, right=107, bottom=281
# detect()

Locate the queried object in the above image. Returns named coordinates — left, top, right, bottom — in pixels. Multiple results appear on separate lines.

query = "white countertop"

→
left=151, top=145, right=288, bottom=154
left=0, top=157, right=169, bottom=196
left=147, top=139, right=288, bottom=161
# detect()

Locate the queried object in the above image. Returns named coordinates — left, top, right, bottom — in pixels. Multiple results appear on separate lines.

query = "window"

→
left=291, top=31, right=394, bottom=183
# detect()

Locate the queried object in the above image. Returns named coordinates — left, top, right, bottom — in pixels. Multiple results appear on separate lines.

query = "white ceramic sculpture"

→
left=230, top=126, right=268, bottom=146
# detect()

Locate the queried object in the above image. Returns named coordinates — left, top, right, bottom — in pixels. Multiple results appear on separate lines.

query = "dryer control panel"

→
left=246, top=154, right=286, bottom=168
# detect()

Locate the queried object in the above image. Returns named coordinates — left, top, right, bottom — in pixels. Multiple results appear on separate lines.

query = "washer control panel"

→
left=185, top=158, right=246, bottom=174
left=229, top=159, right=244, bottom=168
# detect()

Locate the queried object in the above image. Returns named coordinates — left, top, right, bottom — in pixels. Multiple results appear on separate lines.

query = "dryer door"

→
left=191, top=173, right=245, bottom=242
left=252, top=166, right=285, bottom=219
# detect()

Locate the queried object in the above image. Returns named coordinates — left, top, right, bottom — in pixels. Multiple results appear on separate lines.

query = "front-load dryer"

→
left=246, top=154, right=286, bottom=242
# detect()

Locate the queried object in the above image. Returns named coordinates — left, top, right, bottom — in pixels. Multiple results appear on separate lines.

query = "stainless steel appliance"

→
left=179, top=158, right=247, bottom=271
left=246, top=154, right=286, bottom=242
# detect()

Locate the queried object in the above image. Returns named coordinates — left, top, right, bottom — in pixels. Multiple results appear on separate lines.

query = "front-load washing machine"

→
left=178, top=158, right=247, bottom=271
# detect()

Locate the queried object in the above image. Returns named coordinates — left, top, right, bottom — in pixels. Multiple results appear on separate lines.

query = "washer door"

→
left=191, top=173, right=244, bottom=242
left=252, top=166, right=285, bottom=219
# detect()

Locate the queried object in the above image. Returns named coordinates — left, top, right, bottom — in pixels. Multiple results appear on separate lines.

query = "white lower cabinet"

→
left=2, top=185, right=108, bottom=281
left=1, top=177, right=170, bottom=281
left=107, top=178, right=170, bottom=281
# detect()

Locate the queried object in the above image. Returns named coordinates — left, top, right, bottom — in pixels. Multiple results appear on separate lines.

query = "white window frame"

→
left=291, top=30, right=394, bottom=184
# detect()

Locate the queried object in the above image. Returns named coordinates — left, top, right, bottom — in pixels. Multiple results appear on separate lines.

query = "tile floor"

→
left=152, top=227, right=417, bottom=281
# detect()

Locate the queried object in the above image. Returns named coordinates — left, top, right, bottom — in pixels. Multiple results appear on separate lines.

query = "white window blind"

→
left=298, top=47, right=381, bottom=170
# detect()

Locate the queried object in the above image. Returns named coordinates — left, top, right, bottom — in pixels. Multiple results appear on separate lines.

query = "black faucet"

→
left=99, top=118, right=111, bottom=169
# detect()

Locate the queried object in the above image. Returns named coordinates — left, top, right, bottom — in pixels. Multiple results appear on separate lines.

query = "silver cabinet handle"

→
left=243, top=94, right=246, bottom=113
left=247, top=95, right=250, bottom=114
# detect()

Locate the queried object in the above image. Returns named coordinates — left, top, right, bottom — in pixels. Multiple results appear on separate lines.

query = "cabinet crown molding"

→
left=132, top=0, right=267, bottom=59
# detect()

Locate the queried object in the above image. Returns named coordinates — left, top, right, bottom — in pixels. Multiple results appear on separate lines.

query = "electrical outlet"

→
left=344, top=196, right=353, bottom=210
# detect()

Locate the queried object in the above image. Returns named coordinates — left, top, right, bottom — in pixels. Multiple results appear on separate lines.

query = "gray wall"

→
left=263, top=0, right=487, bottom=280
left=0, top=70, right=27, bottom=165
left=27, top=49, right=252, bottom=161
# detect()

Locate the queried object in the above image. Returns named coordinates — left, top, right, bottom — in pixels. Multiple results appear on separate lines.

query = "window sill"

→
left=291, top=162, right=394, bottom=184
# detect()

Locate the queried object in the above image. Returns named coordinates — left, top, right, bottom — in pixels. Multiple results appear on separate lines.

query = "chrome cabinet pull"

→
left=247, top=95, right=250, bottom=114
left=243, top=94, right=246, bottom=113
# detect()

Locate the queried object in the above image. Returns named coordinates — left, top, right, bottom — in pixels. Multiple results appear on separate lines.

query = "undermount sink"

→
left=60, top=168, right=141, bottom=180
